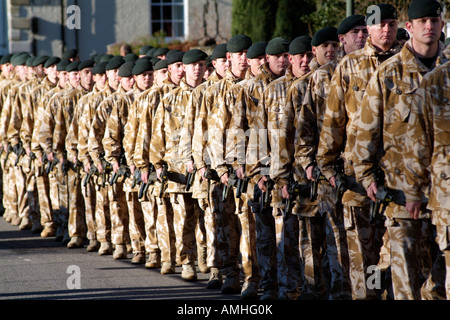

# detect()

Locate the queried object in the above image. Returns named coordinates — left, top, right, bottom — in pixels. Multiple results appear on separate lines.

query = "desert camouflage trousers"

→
left=155, top=194, right=176, bottom=264
left=81, top=173, right=97, bottom=241
left=434, top=219, right=450, bottom=300
left=385, top=205, right=446, bottom=300
left=94, top=185, right=111, bottom=243
left=107, top=181, right=130, bottom=246
left=67, top=170, right=86, bottom=238
left=35, top=166, right=53, bottom=229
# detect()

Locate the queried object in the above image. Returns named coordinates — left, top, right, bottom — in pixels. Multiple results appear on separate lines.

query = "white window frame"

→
left=150, top=0, right=187, bottom=41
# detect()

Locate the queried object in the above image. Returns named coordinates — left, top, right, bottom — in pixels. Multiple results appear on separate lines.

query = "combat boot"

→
left=41, top=226, right=56, bottom=238
left=113, top=244, right=127, bottom=259
left=221, top=276, right=241, bottom=294
left=67, top=237, right=83, bottom=249
left=145, top=252, right=161, bottom=269
left=31, top=221, right=43, bottom=234
left=98, top=242, right=113, bottom=255
left=11, top=215, right=21, bottom=226
left=241, top=281, right=259, bottom=299
left=181, top=263, right=197, bottom=281
left=260, top=289, right=277, bottom=300
left=197, top=245, right=209, bottom=273
left=131, top=252, right=146, bottom=264
left=160, top=262, right=175, bottom=274
left=86, top=240, right=100, bottom=252
left=206, top=267, right=223, bottom=289
left=19, top=217, right=32, bottom=230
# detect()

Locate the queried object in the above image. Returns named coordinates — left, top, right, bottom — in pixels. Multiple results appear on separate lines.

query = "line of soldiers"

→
left=1, top=0, right=449, bottom=300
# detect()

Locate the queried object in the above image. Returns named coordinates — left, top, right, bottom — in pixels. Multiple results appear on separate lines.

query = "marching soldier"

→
left=353, top=0, right=448, bottom=300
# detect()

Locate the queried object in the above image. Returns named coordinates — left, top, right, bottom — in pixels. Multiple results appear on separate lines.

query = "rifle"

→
left=284, top=177, right=311, bottom=219
left=138, top=169, right=158, bottom=199
left=158, top=163, right=188, bottom=198
left=235, top=174, right=249, bottom=199
left=262, top=176, right=275, bottom=209
left=369, top=186, right=393, bottom=224
left=100, top=158, right=113, bottom=188
left=222, top=167, right=238, bottom=202
left=28, top=152, right=37, bottom=169
left=310, top=165, right=326, bottom=202
left=334, top=157, right=348, bottom=204
left=46, top=157, right=59, bottom=175
left=159, top=164, right=169, bottom=198
left=185, top=166, right=196, bottom=192
left=13, top=143, right=26, bottom=167
left=203, top=166, right=220, bottom=182
left=109, top=164, right=131, bottom=185
left=83, top=164, right=100, bottom=188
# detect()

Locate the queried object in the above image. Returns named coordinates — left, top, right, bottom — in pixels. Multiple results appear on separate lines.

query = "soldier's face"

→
left=266, top=53, right=290, bottom=76
left=312, top=41, right=339, bottom=66
left=406, top=17, right=444, bottom=46
left=228, top=51, right=248, bottom=74
left=69, top=71, right=80, bottom=88
left=107, top=69, right=120, bottom=88
left=17, top=65, right=28, bottom=81
left=247, top=56, right=266, bottom=76
left=339, top=26, right=368, bottom=53
left=154, top=68, right=168, bottom=85
left=212, top=58, right=229, bottom=78
left=184, top=61, right=206, bottom=84
left=134, top=71, right=154, bottom=90
left=93, top=73, right=107, bottom=90
left=368, top=19, right=398, bottom=50
left=1, top=63, right=13, bottom=77
left=80, top=68, right=94, bottom=89
left=58, top=71, right=68, bottom=88
left=168, top=62, right=184, bottom=85
left=289, top=51, right=314, bottom=77
left=120, top=76, right=135, bottom=91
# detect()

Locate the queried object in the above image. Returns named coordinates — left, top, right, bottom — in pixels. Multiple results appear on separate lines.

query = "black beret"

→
left=206, top=55, right=213, bottom=68
left=136, top=56, right=151, bottom=63
left=106, top=56, right=125, bottom=70
left=44, top=56, right=61, bottom=68
left=132, top=60, right=153, bottom=75
left=338, top=14, right=366, bottom=35
left=366, top=4, right=398, bottom=26
left=92, top=61, right=107, bottom=75
left=289, top=36, right=312, bottom=55
left=139, top=45, right=153, bottom=56
left=247, top=42, right=268, bottom=59
left=124, top=53, right=138, bottom=63
left=182, top=49, right=208, bottom=64
left=408, top=0, right=442, bottom=19
left=62, top=49, right=78, bottom=60
left=151, top=57, right=160, bottom=65
left=57, top=59, right=71, bottom=71
left=211, top=43, right=228, bottom=60
left=266, top=37, right=290, bottom=55
left=311, top=27, right=339, bottom=46
left=118, top=62, right=135, bottom=77
left=146, top=48, right=157, bottom=58
left=0, top=54, right=13, bottom=65
left=227, top=34, right=253, bottom=53
left=26, top=56, right=35, bottom=67
left=166, top=50, right=185, bottom=65
left=153, top=47, right=169, bottom=57
left=154, top=59, right=168, bottom=70
left=12, top=53, right=31, bottom=67
left=66, top=61, right=81, bottom=72
left=396, top=28, right=410, bottom=41
left=78, top=59, right=95, bottom=71
left=100, top=54, right=114, bottom=63
left=32, top=55, right=50, bottom=67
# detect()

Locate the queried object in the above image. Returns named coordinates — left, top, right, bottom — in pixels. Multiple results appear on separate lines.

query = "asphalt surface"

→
left=0, top=216, right=243, bottom=301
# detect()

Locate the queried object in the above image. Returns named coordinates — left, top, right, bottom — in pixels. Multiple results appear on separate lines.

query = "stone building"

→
left=1, top=0, right=232, bottom=59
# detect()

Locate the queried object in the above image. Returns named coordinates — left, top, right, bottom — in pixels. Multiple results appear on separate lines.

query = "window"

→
left=151, top=0, right=184, bottom=39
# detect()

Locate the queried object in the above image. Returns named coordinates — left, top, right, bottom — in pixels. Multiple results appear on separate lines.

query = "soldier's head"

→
left=66, top=61, right=81, bottom=88
left=133, top=59, right=154, bottom=91
left=12, top=53, right=31, bottom=81
left=78, top=59, right=95, bottom=91
left=0, top=54, right=14, bottom=78
left=92, top=62, right=108, bottom=90
left=153, top=59, right=168, bottom=86
left=311, top=27, right=340, bottom=66
left=56, top=59, right=71, bottom=88
left=26, top=56, right=36, bottom=80
left=210, top=43, right=229, bottom=78
left=338, top=14, right=368, bottom=54
left=43, top=57, right=61, bottom=84
left=154, top=47, right=169, bottom=60
left=182, top=49, right=208, bottom=87
left=405, top=0, right=444, bottom=48
left=246, top=42, right=267, bottom=77
left=167, top=50, right=185, bottom=85
left=289, top=36, right=314, bottom=78
left=226, top=34, right=252, bottom=78
left=139, top=45, right=153, bottom=58
left=118, top=62, right=135, bottom=92
left=32, top=56, right=50, bottom=79
left=105, top=56, right=125, bottom=90
left=62, top=49, right=79, bottom=62
left=396, top=28, right=410, bottom=47
left=366, top=4, right=398, bottom=51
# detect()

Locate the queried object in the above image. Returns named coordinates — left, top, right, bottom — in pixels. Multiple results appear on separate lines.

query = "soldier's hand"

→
left=199, top=167, right=207, bottom=181
left=26, top=147, right=31, bottom=157
left=129, top=165, right=135, bottom=175
left=156, top=167, right=163, bottom=181
left=406, top=200, right=421, bottom=220
left=221, top=172, right=229, bottom=186
left=113, top=162, right=120, bottom=173
left=186, top=160, right=195, bottom=173
left=84, top=163, right=91, bottom=174
left=366, top=181, right=378, bottom=202
left=306, top=165, right=314, bottom=181
left=329, top=176, right=336, bottom=188
left=282, top=185, right=289, bottom=199
left=73, top=156, right=77, bottom=164
left=47, top=152, right=54, bottom=162
left=236, top=166, right=245, bottom=179
left=258, top=175, right=268, bottom=192
left=141, top=171, right=148, bottom=184
left=97, top=163, right=103, bottom=173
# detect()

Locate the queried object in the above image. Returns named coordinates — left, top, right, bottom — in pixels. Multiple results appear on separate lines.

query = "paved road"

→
left=0, top=216, right=243, bottom=301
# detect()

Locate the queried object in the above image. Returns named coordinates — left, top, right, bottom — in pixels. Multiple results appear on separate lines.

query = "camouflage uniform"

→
left=88, top=85, right=130, bottom=252
left=403, top=48, right=450, bottom=298
left=317, top=37, right=401, bottom=299
left=78, top=84, right=114, bottom=248
left=150, top=78, right=201, bottom=272
left=179, top=71, right=222, bottom=273
left=134, top=79, right=177, bottom=270
left=353, top=40, right=448, bottom=300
